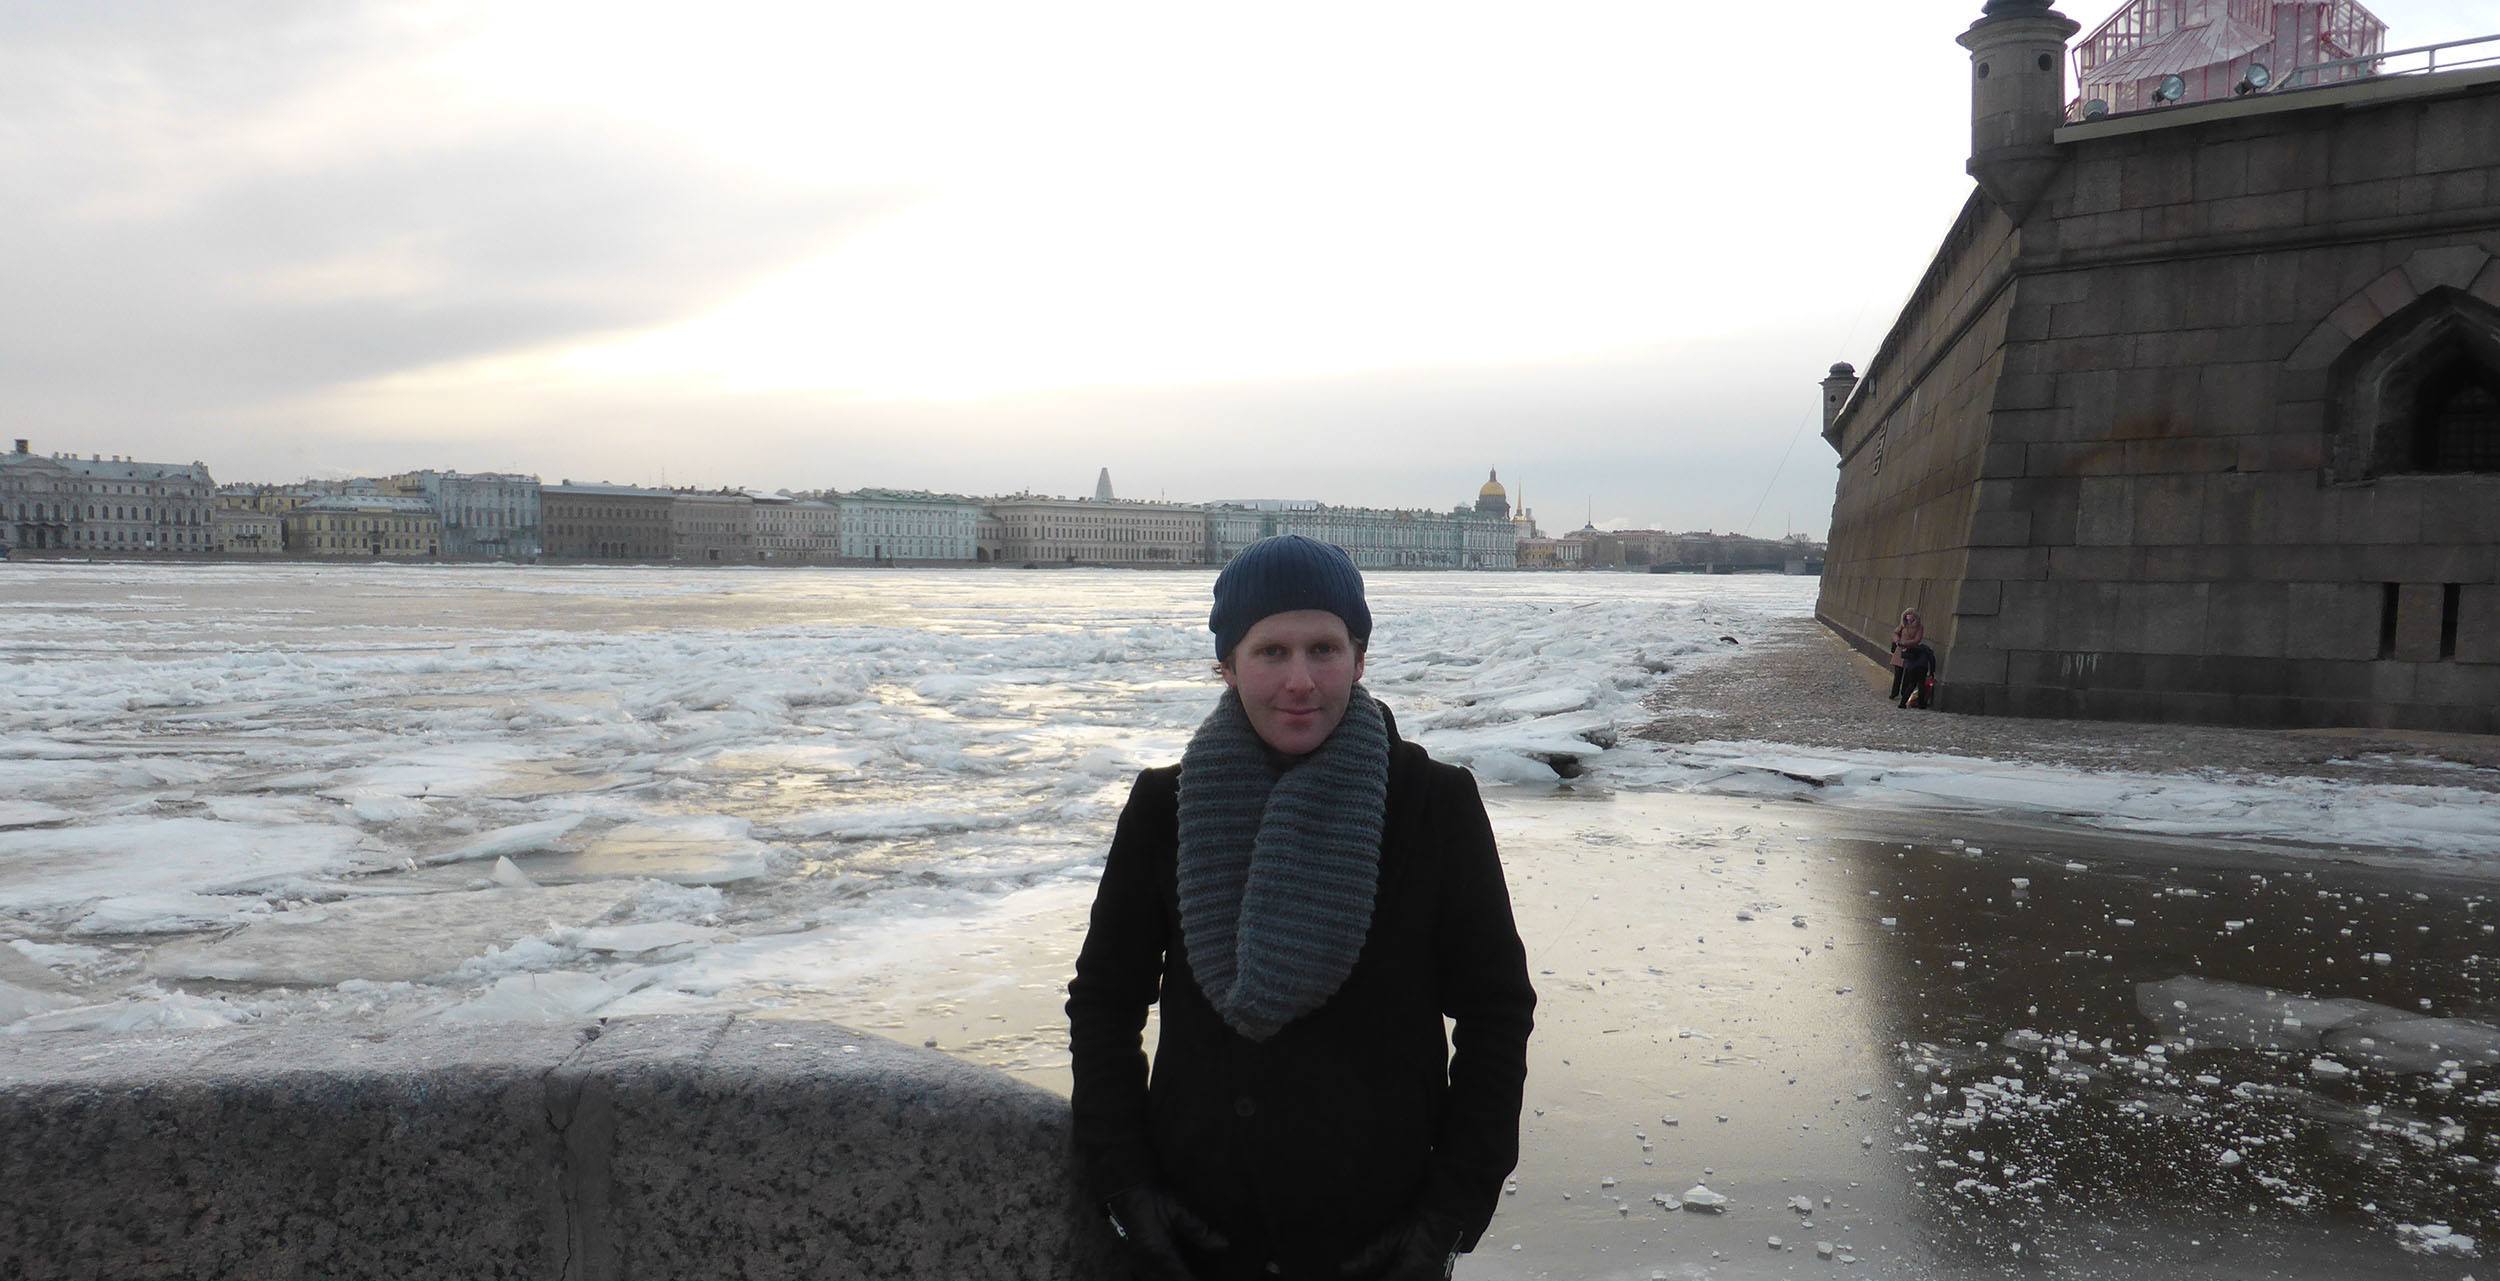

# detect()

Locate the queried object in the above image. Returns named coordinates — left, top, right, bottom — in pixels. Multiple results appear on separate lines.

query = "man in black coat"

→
left=1067, top=535, right=1537, bottom=1281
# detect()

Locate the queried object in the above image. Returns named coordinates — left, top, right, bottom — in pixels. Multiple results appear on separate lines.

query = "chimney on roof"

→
left=1959, top=1, right=2080, bottom=219
left=11, top=439, right=25, bottom=455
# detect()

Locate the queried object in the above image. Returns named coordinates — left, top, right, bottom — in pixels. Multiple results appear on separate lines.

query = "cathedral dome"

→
left=1478, top=469, right=1506, bottom=499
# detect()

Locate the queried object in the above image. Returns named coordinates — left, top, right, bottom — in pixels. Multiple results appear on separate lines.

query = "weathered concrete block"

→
left=2285, top=582, right=2381, bottom=661
left=0, top=1018, right=1118, bottom=1281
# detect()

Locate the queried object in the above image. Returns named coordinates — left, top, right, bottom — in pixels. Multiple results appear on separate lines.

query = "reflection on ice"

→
left=2140, top=975, right=2500, bottom=1074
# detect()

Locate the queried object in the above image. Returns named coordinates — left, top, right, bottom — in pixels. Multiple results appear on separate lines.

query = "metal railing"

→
left=2276, top=32, right=2500, bottom=90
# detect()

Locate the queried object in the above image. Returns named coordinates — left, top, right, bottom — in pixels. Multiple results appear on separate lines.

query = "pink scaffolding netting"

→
left=2070, top=0, right=2388, bottom=114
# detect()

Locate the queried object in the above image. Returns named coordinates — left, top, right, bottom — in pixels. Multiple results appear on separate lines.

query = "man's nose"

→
left=1281, top=656, right=1316, bottom=693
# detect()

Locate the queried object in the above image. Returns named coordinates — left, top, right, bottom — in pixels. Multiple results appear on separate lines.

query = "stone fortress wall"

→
left=1, top=1016, right=1116, bottom=1280
left=1818, top=1, right=2500, bottom=732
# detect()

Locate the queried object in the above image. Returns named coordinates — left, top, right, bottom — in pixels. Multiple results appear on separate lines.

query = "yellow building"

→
left=282, top=496, right=441, bottom=558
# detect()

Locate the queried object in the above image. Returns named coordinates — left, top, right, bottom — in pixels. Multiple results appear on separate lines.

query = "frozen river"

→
left=1, top=562, right=1804, bottom=1035
left=6, top=562, right=2498, bottom=1278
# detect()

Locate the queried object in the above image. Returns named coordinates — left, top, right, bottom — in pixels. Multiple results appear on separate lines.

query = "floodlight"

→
left=2152, top=74, right=2187, bottom=103
left=2083, top=98, right=2110, bottom=120
left=2235, top=63, right=2272, bottom=95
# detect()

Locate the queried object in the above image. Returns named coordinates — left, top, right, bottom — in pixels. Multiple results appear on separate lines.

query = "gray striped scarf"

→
left=1176, top=685, right=1390, bottom=1042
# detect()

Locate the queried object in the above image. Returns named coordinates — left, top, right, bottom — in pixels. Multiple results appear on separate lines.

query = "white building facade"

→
left=411, top=471, right=541, bottom=560
left=840, top=490, right=983, bottom=562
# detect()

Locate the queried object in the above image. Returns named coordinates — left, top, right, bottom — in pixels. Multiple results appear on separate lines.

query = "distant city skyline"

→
left=7, top=1, right=2493, bottom=540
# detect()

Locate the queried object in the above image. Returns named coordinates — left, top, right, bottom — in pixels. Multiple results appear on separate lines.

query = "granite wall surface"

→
left=1820, top=50, right=2500, bottom=730
left=0, top=1015, right=1119, bottom=1280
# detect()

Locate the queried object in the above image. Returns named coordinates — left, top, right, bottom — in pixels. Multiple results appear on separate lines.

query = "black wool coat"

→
left=1066, top=707, right=1537, bottom=1277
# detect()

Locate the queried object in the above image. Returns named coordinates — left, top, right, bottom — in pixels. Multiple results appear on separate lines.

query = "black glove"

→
left=1103, top=1184, right=1229, bottom=1281
left=1337, top=1209, right=1466, bottom=1280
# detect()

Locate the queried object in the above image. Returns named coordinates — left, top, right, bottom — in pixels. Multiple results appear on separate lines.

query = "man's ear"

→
left=1216, top=659, right=1237, bottom=691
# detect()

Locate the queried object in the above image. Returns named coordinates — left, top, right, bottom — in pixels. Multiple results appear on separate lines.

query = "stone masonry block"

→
left=1966, top=546, right=2050, bottom=580
left=2398, top=171, right=2490, bottom=216
left=2328, top=285, right=2392, bottom=341
left=1958, top=579, right=2003, bottom=617
left=2331, top=109, right=2418, bottom=185
left=1982, top=441, right=2029, bottom=479
left=2210, top=193, right=2312, bottom=237
left=2474, top=260, right=2500, bottom=309
left=2069, top=158, right=2122, bottom=215
left=2416, top=661, right=2500, bottom=710
left=2076, top=476, right=2133, bottom=546
left=2285, top=581, right=2381, bottom=660
left=2286, top=322, right=2350, bottom=371
left=2131, top=474, right=2206, bottom=545
left=2394, top=582, right=2446, bottom=663
left=2245, top=131, right=2332, bottom=193
left=2238, top=433, right=2325, bottom=473
left=2120, top=582, right=2210, bottom=654
left=2416, top=94, right=2500, bottom=173
left=2337, top=484, right=2423, bottom=544
left=2194, top=142, right=2250, bottom=201
left=2125, top=437, right=2242, bottom=474
left=2049, top=545, right=2136, bottom=580
left=2417, top=478, right=2500, bottom=544
left=2401, top=244, right=2494, bottom=294
left=2121, top=150, right=2195, bottom=208
left=2030, top=441, right=2131, bottom=478
left=2206, top=581, right=2290, bottom=658
left=2314, top=178, right=2407, bottom=224
left=1971, top=510, right=2033, bottom=547
left=2204, top=473, right=2332, bottom=546
left=1952, top=644, right=2011, bottom=687
left=2050, top=581, right=2126, bottom=651
left=1994, top=580, right=2056, bottom=649
left=2364, top=268, right=2422, bottom=318
left=2460, top=585, right=2500, bottom=665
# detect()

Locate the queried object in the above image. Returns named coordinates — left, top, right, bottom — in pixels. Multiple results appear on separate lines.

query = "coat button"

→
left=1234, top=1096, right=1257, bottom=1118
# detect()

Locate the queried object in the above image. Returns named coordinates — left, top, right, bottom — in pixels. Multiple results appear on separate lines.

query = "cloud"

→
left=0, top=3, right=891, bottom=420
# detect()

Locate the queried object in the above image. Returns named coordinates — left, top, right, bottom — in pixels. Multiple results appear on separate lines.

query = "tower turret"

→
left=1957, top=0, right=2081, bottom=219
left=1819, top=362, right=1860, bottom=435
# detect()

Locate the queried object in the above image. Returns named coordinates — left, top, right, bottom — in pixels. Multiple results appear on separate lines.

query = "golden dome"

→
left=1478, top=468, right=1506, bottom=498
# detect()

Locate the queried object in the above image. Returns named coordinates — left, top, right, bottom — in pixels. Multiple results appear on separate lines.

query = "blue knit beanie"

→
left=1210, top=535, right=1371, bottom=661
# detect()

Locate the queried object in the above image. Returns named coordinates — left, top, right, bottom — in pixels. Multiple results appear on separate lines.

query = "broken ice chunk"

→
left=1681, top=1185, right=1728, bottom=1212
left=1789, top=1195, right=1815, bottom=1213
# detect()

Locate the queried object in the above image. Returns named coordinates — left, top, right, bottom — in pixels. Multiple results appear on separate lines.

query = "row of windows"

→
left=2, top=500, right=208, bottom=523
left=291, top=517, right=435, bottom=533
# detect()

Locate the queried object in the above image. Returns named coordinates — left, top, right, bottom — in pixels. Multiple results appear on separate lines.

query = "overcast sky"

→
left=6, top=2, right=2492, bottom=536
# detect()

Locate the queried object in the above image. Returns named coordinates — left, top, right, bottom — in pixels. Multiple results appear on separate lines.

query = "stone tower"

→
left=1094, top=468, right=1114, bottom=501
left=1819, top=363, right=1859, bottom=433
left=1957, top=0, right=2082, bottom=218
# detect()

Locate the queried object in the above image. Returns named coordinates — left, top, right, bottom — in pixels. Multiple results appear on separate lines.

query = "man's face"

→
left=1220, top=609, right=1366, bottom=758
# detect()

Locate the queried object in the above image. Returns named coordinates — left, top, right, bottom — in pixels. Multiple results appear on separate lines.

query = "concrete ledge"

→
left=0, top=1016, right=1118, bottom=1280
